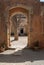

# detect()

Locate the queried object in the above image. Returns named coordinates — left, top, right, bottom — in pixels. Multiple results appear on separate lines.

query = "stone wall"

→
left=0, top=0, right=44, bottom=49
left=0, top=1, right=7, bottom=48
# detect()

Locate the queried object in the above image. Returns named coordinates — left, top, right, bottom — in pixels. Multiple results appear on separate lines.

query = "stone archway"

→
left=6, top=7, right=29, bottom=48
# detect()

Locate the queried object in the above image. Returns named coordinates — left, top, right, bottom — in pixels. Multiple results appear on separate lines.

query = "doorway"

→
left=7, top=7, right=29, bottom=50
left=20, top=28, right=24, bottom=35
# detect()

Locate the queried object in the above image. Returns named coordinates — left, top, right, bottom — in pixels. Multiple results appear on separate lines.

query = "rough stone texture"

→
left=0, top=0, right=44, bottom=49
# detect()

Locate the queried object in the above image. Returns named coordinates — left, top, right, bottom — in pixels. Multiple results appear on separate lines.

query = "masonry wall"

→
left=0, top=1, right=7, bottom=47
left=0, top=14, right=7, bottom=47
left=0, top=0, right=44, bottom=49
left=30, top=3, right=44, bottom=48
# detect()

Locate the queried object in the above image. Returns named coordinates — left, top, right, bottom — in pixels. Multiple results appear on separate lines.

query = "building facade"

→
left=0, top=0, right=44, bottom=51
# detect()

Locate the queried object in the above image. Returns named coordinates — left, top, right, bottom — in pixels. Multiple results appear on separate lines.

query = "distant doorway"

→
left=21, top=28, right=23, bottom=34
left=19, top=28, right=24, bottom=36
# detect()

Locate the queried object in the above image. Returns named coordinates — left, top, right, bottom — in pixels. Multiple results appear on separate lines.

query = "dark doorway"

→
left=19, top=28, right=24, bottom=36
left=20, top=28, right=23, bottom=34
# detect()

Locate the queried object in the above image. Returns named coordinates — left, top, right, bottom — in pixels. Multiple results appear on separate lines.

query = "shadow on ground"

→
left=0, top=48, right=44, bottom=63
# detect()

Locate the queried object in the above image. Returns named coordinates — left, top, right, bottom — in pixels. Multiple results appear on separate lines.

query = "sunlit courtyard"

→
left=0, top=36, right=44, bottom=65
left=10, top=36, right=28, bottom=49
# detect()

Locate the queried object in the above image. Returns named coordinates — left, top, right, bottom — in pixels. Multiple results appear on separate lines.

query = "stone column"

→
left=14, top=27, right=18, bottom=40
left=28, top=13, right=31, bottom=48
left=6, top=22, right=10, bottom=47
left=9, top=21, right=11, bottom=46
left=6, top=16, right=11, bottom=48
left=12, top=22, right=18, bottom=40
left=12, top=16, right=18, bottom=40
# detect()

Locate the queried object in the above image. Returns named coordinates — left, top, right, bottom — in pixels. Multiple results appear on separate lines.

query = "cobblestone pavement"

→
left=0, top=36, right=44, bottom=65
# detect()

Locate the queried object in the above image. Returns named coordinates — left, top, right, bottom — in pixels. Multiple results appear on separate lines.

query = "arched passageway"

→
left=6, top=7, right=29, bottom=49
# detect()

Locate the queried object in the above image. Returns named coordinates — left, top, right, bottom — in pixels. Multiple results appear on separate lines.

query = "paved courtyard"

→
left=10, top=36, right=28, bottom=48
left=0, top=36, right=44, bottom=65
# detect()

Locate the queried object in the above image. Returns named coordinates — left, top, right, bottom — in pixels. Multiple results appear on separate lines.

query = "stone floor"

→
left=0, top=36, right=28, bottom=55
left=10, top=36, right=28, bottom=48
left=0, top=36, right=44, bottom=65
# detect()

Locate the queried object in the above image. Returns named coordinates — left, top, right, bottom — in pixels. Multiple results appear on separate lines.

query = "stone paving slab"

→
left=0, top=36, right=44, bottom=65
left=0, top=49, right=44, bottom=65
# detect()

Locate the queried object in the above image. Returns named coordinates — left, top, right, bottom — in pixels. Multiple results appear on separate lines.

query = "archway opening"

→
left=7, top=7, right=29, bottom=50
